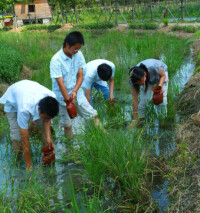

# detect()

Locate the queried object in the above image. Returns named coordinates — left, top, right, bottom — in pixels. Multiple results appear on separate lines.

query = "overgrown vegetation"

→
left=0, top=27, right=12, bottom=32
left=74, top=22, right=114, bottom=29
left=170, top=25, right=200, bottom=33
left=0, top=41, right=23, bottom=83
left=129, top=22, right=158, bottom=30
left=21, top=24, right=62, bottom=32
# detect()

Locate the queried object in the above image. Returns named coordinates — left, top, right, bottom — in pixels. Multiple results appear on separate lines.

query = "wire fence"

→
left=52, top=0, right=200, bottom=25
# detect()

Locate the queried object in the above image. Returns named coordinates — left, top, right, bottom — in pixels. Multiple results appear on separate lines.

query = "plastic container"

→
left=152, top=86, right=163, bottom=106
left=41, top=146, right=55, bottom=166
left=191, top=112, right=200, bottom=127
left=66, top=98, right=77, bottom=119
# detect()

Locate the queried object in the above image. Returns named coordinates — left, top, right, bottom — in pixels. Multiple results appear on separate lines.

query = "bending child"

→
left=129, top=59, right=169, bottom=128
left=0, top=80, right=59, bottom=171
left=82, top=59, right=115, bottom=105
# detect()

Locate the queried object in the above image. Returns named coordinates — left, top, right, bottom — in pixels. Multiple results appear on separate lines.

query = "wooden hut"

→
left=14, top=0, right=52, bottom=25
left=4, top=18, right=13, bottom=27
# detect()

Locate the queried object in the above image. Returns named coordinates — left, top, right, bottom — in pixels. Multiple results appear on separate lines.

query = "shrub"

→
left=162, top=18, right=169, bottom=26
left=129, top=22, right=157, bottom=30
left=75, top=22, right=114, bottom=29
left=21, top=24, right=61, bottom=32
left=0, top=41, right=23, bottom=83
left=171, top=25, right=197, bottom=33
left=0, top=27, right=12, bottom=32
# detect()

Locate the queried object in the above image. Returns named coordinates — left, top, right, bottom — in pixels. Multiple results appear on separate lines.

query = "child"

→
left=0, top=80, right=59, bottom=171
left=50, top=31, right=101, bottom=139
left=82, top=59, right=115, bottom=105
left=129, top=59, right=169, bottom=128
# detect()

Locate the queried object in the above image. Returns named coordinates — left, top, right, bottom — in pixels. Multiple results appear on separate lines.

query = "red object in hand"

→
left=65, top=98, right=77, bottom=119
left=152, top=86, right=163, bottom=106
left=41, top=145, right=55, bottom=166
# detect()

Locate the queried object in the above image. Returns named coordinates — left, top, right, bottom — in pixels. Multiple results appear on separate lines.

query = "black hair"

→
left=129, top=63, right=150, bottom=93
left=39, top=96, right=59, bottom=118
left=97, top=63, right=112, bottom=81
left=63, top=31, right=84, bottom=48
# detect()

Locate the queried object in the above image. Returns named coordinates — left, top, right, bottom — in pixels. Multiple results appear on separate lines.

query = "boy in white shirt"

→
left=0, top=80, right=59, bottom=171
left=50, top=31, right=101, bottom=139
left=82, top=59, right=115, bottom=105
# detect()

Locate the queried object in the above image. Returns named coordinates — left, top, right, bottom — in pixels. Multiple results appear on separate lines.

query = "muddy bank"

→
left=168, top=39, right=200, bottom=212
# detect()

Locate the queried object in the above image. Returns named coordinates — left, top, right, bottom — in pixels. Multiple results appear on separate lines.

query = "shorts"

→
left=6, top=112, right=44, bottom=141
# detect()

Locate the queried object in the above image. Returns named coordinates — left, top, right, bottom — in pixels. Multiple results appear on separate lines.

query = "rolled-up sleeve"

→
left=83, top=77, right=93, bottom=89
left=78, top=51, right=86, bottom=69
left=50, top=58, right=62, bottom=78
left=17, top=111, right=31, bottom=129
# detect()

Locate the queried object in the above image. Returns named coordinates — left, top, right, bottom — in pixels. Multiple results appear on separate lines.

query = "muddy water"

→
left=0, top=50, right=195, bottom=211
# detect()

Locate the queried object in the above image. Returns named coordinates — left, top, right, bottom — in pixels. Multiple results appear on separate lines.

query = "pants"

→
left=59, top=95, right=98, bottom=128
left=138, top=81, right=168, bottom=118
left=90, top=82, right=109, bottom=106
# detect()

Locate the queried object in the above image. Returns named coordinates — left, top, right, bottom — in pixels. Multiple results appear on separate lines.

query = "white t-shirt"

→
left=0, top=80, right=56, bottom=129
left=82, top=59, right=115, bottom=89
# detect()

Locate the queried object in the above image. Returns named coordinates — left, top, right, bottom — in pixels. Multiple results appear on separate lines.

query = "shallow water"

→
left=0, top=49, right=196, bottom=211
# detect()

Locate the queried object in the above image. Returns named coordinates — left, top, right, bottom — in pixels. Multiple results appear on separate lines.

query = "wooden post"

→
left=60, top=3, right=64, bottom=26
left=104, top=1, right=107, bottom=22
left=131, top=0, right=134, bottom=20
left=150, top=0, right=154, bottom=21
left=180, top=0, right=184, bottom=20
left=65, top=4, right=68, bottom=23
left=115, top=0, right=118, bottom=26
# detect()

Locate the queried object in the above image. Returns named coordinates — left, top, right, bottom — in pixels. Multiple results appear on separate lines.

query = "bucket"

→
left=152, top=86, right=163, bottom=106
left=191, top=111, right=200, bottom=127
left=66, top=98, right=77, bottom=119
left=41, top=145, right=55, bottom=166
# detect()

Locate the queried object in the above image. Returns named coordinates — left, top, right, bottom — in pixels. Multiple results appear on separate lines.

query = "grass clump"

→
left=0, top=41, right=23, bottom=83
left=74, top=22, right=114, bottom=29
left=21, top=24, right=61, bottom=32
left=170, top=25, right=199, bottom=33
left=129, top=22, right=157, bottom=30
left=0, top=27, right=12, bottom=32
left=75, top=124, right=151, bottom=209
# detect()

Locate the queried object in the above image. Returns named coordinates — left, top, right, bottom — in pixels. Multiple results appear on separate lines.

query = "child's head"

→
left=97, top=63, right=112, bottom=81
left=38, top=96, right=59, bottom=121
left=63, top=31, right=84, bottom=55
left=129, top=63, right=149, bottom=93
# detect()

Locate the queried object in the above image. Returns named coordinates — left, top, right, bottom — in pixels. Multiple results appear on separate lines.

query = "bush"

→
left=171, top=25, right=198, bottom=33
left=129, top=22, right=157, bottom=30
left=75, top=22, right=114, bottom=29
left=21, top=24, right=61, bottom=32
left=0, top=27, right=12, bottom=32
left=0, top=41, right=23, bottom=83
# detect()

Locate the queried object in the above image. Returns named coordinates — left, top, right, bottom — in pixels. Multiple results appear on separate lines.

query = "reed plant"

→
left=74, top=123, right=151, bottom=205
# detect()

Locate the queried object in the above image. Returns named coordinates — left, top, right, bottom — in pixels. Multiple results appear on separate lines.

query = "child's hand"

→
left=26, top=165, right=33, bottom=172
left=128, top=120, right=136, bottom=129
left=71, top=90, right=77, bottom=100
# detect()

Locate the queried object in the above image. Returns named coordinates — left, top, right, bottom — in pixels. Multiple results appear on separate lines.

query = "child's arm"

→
left=71, top=68, right=83, bottom=100
left=55, top=77, right=70, bottom=101
left=43, top=120, right=54, bottom=148
left=109, top=77, right=114, bottom=101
